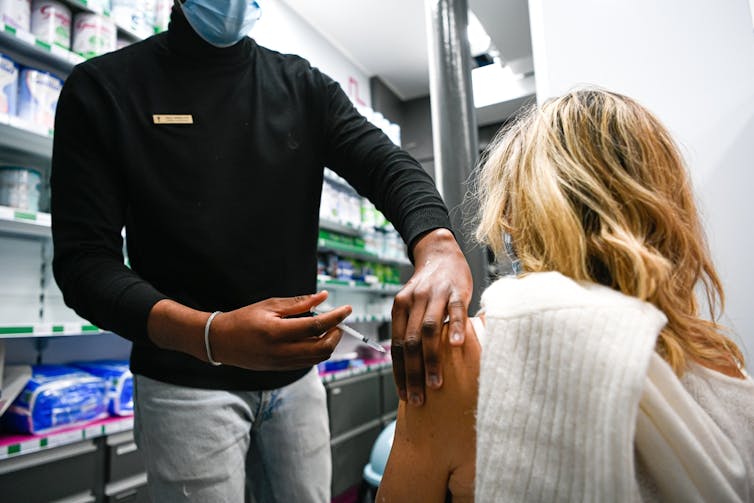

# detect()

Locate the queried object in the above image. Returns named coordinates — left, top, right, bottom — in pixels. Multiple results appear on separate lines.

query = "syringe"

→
left=312, top=307, right=386, bottom=353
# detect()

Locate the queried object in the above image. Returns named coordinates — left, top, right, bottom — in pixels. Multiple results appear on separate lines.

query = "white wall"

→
left=251, top=1, right=372, bottom=107
left=528, top=0, right=754, bottom=366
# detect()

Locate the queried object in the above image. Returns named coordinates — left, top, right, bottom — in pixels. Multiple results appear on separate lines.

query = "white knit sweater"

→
left=475, top=272, right=754, bottom=502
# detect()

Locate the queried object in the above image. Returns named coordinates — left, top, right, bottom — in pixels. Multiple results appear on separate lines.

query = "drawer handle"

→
left=116, top=442, right=139, bottom=456
left=331, top=387, right=342, bottom=395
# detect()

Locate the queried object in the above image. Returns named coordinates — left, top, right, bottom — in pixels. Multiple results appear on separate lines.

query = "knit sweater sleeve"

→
left=635, top=354, right=753, bottom=502
left=475, top=272, right=667, bottom=502
left=51, top=66, right=167, bottom=343
left=314, top=68, right=451, bottom=257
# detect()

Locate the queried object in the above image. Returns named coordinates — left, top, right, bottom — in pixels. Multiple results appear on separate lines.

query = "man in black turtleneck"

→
left=51, top=1, right=473, bottom=500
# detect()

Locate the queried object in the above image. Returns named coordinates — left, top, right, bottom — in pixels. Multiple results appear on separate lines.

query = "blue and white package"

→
left=71, top=360, right=133, bottom=416
left=0, top=52, right=18, bottom=116
left=17, top=67, right=63, bottom=130
left=2, top=365, right=109, bottom=435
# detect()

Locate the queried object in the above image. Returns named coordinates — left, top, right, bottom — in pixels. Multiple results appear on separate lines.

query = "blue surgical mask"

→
left=180, top=0, right=262, bottom=48
left=503, top=232, right=522, bottom=275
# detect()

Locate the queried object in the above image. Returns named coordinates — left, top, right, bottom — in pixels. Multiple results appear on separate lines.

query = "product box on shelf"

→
left=17, top=67, right=62, bottom=131
left=72, top=11, right=116, bottom=58
left=0, top=0, right=31, bottom=32
left=2, top=365, right=109, bottom=435
left=71, top=360, right=133, bottom=416
left=30, top=0, right=72, bottom=50
left=0, top=51, right=19, bottom=116
left=0, top=166, right=42, bottom=211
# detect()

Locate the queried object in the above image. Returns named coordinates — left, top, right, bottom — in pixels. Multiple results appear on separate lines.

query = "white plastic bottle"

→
left=0, top=0, right=31, bottom=31
left=17, top=67, right=62, bottom=130
left=72, top=13, right=116, bottom=58
left=30, top=0, right=71, bottom=50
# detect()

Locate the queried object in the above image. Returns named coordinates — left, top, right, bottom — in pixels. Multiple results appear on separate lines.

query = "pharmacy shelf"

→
left=0, top=23, right=83, bottom=76
left=319, top=359, right=392, bottom=384
left=317, top=237, right=410, bottom=266
left=319, top=218, right=362, bottom=237
left=62, top=0, right=152, bottom=41
left=0, top=359, right=393, bottom=460
left=0, top=4, right=150, bottom=82
left=0, top=116, right=53, bottom=169
left=0, top=205, right=51, bottom=239
left=0, top=415, right=133, bottom=460
left=0, top=322, right=102, bottom=339
left=0, top=208, right=412, bottom=267
left=317, top=278, right=403, bottom=295
left=345, top=314, right=391, bottom=324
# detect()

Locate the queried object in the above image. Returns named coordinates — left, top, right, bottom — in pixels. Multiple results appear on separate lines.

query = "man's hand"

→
left=391, top=228, right=472, bottom=406
left=148, top=291, right=351, bottom=370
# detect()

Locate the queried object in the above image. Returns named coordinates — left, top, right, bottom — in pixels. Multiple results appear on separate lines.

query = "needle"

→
left=312, top=307, right=387, bottom=353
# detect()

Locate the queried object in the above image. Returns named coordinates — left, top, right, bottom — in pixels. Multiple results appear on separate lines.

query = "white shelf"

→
left=0, top=322, right=103, bottom=339
left=317, top=279, right=403, bottom=295
left=320, top=360, right=392, bottom=384
left=0, top=205, right=51, bottom=239
left=0, top=23, right=84, bottom=75
left=346, top=314, right=391, bottom=324
left=0, top=114, right=54, bottom=169
left=0, top=415, right=133, bottom=460
left=319, top=218, right=362, bottom=237
left=62, top=0, right=152, bottom=41
left=0, top=207, right=413, bottom=270
left=317, top=237, right=410, bottom=266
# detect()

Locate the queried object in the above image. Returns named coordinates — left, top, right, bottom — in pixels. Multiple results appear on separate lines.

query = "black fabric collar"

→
left=166, top=5, right=253, bottom=65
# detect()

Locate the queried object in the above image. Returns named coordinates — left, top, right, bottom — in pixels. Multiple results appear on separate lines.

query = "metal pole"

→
left=425, top=0, right=487, bottom=313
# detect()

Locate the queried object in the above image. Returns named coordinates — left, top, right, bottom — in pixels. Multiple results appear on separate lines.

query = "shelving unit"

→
left=317, top=232, right=410, bottom=266
left=61, top=0, right=151, bottom=42
left=0, top=415, right=133, bottom=460
left=0, top=323, right=101, bottom=339
left=0, top=205, right=51, bottom=239
left=0, top=23, right=82, bottom=75
left=0, top=359, right=393, bottom=461
left=317, top=278, right=402, bottom=295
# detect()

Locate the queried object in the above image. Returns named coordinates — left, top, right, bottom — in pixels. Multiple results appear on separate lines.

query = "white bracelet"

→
left=204, top=311, right=223, bottom=366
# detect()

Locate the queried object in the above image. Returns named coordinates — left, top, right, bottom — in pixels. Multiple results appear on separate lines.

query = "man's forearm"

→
left=147, top=299, right=209, bottom=361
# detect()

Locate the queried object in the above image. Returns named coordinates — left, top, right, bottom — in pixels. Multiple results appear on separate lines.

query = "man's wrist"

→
left=147, top=299, right=208, bottom=361
left=410, top=227, right=457, bottom=262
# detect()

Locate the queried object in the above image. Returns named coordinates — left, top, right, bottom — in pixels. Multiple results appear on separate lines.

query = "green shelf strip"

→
left=81, top=325, right=99, bottom=332
left=13, top=210, right=37, bottom=222
left=0, top=326, right=33, bottom=335
left=318, top=239, right=378, bottom=257
left=322, top=279, right=351, bottom=286
left=35, top=39, right=51, bottom=52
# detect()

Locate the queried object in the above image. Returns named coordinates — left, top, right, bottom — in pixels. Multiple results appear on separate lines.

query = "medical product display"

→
left=0, top=166, right=41, bottom=211
left=2, top=365, right=109, bottom=435
left=71, top=360, right=134, bottom=416
left=30, top=0, right=72, bottom=50
left=0, top=51, right=18, bottom=115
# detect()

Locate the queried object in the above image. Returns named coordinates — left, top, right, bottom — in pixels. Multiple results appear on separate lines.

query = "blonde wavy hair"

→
left=475, top=88, right=743, bottom=376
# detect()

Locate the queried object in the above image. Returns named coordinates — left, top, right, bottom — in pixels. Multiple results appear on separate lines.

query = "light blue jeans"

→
left=133, top=368, right=331, bottom=502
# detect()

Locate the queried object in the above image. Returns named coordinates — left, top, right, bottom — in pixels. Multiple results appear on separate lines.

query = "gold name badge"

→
left=153, top=114, right=194, bottom=125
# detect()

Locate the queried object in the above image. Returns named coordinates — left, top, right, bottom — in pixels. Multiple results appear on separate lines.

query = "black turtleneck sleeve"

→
left=51, top=65, right=169, bottom=344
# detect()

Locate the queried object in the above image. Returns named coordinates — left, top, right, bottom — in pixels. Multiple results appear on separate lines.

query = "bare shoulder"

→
left=394, top=318, right=481, bottom=500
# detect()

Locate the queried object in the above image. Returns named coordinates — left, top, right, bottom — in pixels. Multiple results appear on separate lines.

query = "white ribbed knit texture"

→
left=475, top=272, right=667, bottom=502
